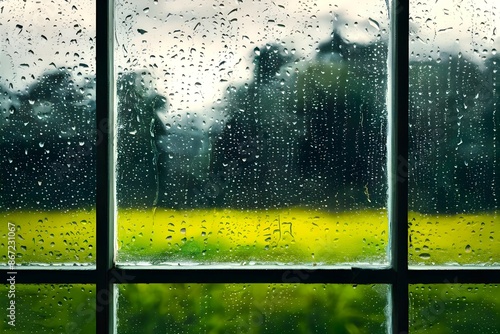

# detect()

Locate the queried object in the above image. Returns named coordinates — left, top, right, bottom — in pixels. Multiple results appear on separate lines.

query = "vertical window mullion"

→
left=96, top=0, right=115, bottom=333
left=389, top=0, right=409, bottom=333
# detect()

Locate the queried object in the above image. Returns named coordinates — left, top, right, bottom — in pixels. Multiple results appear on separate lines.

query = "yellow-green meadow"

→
left=1, top=208, right=497, bottom=266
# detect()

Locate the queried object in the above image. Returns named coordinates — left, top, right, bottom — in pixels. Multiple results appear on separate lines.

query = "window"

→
left=1, top=1, right=499, bottom=333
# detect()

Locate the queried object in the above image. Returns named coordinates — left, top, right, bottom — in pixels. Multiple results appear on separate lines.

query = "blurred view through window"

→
left=1, top=0, right=499, bottom=333
left=114, top=0, right=390, bottom=265
left=408, top=0, right=499, bottom=266
left=0, top=0, right=96, bottom=265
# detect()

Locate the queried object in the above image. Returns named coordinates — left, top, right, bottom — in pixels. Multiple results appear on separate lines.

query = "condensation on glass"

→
left=410, top=284, right=500, bottom=333
left=408, top=1, right=500, bottom=266
left=0, top=1, right=96, bottom=265
left=0, top=284, right=95, bottom=333
left=115, top=1, right=389, bottom=265
left=117, top=283, right=388, bottom=333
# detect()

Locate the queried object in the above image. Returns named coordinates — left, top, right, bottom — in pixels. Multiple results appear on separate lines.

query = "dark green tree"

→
left=210, top=44, right=302, bottom=208
left=211, top=35, right=388, bottom=210
left=116, top=71, right=166, bottom=207
left=409, top=56, right=498, bottom=213
left=295, top=33, right=388, bottom=209
left=1, top=69, right=95, bottom=209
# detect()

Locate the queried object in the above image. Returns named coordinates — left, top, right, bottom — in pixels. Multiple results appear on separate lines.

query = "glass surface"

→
left=115, top=0, right=389, bottom=265
left=409, top=0, right=500, bottom=265
left=410, top=284, right=500, bottom=334
left=117, top=283, right=388, bottom=333
left=1, top=211, right=95, bottom=264
left=0, top=284, right=95, bottom=333
left=0, top=1, right=96, bottom=265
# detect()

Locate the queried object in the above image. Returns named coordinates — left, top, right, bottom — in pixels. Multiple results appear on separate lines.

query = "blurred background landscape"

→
left=1, top=28, right=498, bottom=213
left=1, top=0, right=499, bottom=332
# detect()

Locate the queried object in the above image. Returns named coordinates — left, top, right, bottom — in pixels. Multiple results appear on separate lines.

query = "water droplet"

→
left=368, top=18, right=380, bottom=31
left=419, top=253, right=431, bottom=260
left=465, top=245, right=472, bottom=253
left=254, top=47, right=261, bottom=56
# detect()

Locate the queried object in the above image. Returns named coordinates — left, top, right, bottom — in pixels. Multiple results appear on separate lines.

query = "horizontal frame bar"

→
left=1, top=269, right=97, bottom=284
left=112, top=267, right=395, bottom=284
left=3, top=268, right=499, bottom=284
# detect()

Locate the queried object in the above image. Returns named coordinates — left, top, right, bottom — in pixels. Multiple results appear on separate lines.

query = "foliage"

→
left=0, top=69, right=95, bottom=210
left=211, top=39, right=388, bottom=210
left=409, top=57, right=499, bottom=213
left=116, top=71, right=166, bottom=207
left=117, top=284, right=388, bottom=334
left=1, top=34, right=499, bottom=213
left=410, top=284, right=500, bottom=334
left=0, top=284, right=96, bottom=334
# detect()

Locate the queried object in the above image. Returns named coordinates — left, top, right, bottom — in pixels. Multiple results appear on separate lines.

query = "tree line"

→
left=1, top=32, right=498, bottom=213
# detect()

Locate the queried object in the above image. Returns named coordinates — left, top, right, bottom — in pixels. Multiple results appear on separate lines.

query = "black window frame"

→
left=4, top=1, right=500, bottom=334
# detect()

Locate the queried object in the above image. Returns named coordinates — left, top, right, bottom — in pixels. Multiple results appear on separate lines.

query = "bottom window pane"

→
left=410, top=284, right=500, bottom=334
left=0, top=284, right=95, bottom=333
left=117, top=283, right=388, bottom=333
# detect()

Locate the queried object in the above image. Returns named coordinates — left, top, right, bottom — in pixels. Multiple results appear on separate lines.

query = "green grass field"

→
left=1, top=208, right=499, bottom=333
left=1, top=208, right=497, bottom=265
left=1, top=209, right=96, bottom=265
left=117, top=207, right=388, bottom=265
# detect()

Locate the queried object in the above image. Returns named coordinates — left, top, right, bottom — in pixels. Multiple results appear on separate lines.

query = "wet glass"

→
left=409, top=0, right=500, bottom=265
left=410, top=284, right=500, bottom=333
left=0, top=284, right=95, bottom=333
left=117, top=283, right=388, bottom=333
left=115, top=0, right=390, bottom=265
left=0, top=1, right=96, bottom=265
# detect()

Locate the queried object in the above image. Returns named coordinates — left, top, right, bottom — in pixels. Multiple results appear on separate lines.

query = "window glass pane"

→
left=117, top=283, right=388, bottom=333
left=1, top=212, right=95, bottom=264
left=0, top=1, right=96, bottom=265
left=0, top=284, right=95, bottom=333
left=410, top=284, right=500, bottom=333
left=409, top=1, right=500, bottom=265
left=115, top=0, right=389, bottom=265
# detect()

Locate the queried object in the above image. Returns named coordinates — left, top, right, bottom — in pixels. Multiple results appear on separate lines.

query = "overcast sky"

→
left=0, top=0, right=498, bottom=112
left=113, top=0, right=389, bottom=111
